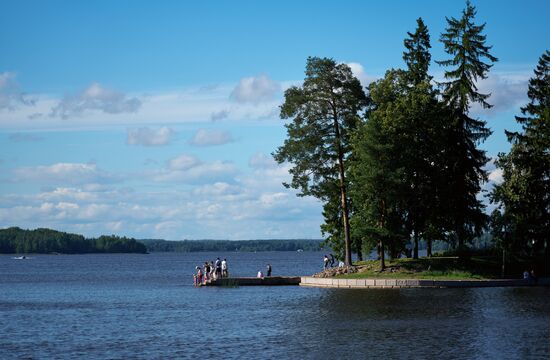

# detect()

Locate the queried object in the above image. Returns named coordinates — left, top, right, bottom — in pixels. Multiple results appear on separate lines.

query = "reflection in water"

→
left=284, top=288, right=550, bottom=359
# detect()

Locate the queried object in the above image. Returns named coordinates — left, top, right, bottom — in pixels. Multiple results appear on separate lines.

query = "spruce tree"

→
left=491, top=50, right=550, bottom=264
left=403, top=17, right=432, bottom=85
left=436, top=1, right=498, bottom=249
left=401, top=18, right=445, bottom=259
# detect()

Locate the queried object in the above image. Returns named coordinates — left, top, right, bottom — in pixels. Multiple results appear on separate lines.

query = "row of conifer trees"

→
left=275, top=1, right=549, bottom=270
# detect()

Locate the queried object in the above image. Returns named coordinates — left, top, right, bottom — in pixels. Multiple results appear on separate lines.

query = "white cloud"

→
left=189, top=128, right=233, bottom=146
left=127, top=126, right=175, bottom=146
left=230, top=74, right=280, bottom=103
left=488, top=168, right=504, bottom=184
left=471, top=73, right=529, bottom=116
left=13, top=162, right=117, bottom=185
left=249, top=152, right=278, bottom=169
left=210, top=109, right=229, bottom=121
left=156, top=161, right=238, bottom=184
left=192, top=182, right=241, bottom=197
left=50, top=82, right=141, bottom=119
left=0, top=160, right=323, bottom=239
left=0, top=72, right=35, bottom=110
left=0, top=83, right=283, bottom=130
left=155, top=154, right=238, bottom=184
left=168, top=154, right=201, bottom=170
left=347, top=62, right=377, bottom=87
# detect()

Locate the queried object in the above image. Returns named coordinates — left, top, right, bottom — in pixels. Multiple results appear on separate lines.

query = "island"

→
left=0, top=227, right=147, bottom=254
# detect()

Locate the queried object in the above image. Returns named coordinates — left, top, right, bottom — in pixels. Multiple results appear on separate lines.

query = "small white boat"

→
left=13, top=256, right=30, bottom=260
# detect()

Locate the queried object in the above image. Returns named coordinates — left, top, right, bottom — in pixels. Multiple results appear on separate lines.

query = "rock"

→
left=312, top=266, right=358, bottom=278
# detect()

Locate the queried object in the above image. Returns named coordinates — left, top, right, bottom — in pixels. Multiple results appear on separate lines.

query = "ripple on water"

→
left=1, top=253, right=550, bottom=359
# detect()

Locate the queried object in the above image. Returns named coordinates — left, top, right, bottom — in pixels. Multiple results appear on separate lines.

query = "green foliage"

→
left=274, top=57, right=368, bottom=265
left=350, top=18, right=454, bottom=267
left=342, top=257, right=501, bottom=279
left=350, top=70, right=411, bottom=267
left=491, top=50, right=550, bottom=261
left=0, top=227, right=147, bottom=254
left=403, top=17, right=432, bottom=85
left=139, top=239, right=323, bottom=252
left=436, top=0, right=498, bottom=247
left=437, top=1, right=498, bottom=113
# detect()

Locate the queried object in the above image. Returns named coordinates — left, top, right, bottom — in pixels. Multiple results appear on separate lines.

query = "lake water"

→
left=1, top=252, right=549, bottom=359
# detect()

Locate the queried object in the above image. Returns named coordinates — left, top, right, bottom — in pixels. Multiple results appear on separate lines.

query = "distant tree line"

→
left=275, top=1, right=549, bottom=273
left=140, top=239, right=323, bottom=252
left=0, top=227, right=147, bottom=254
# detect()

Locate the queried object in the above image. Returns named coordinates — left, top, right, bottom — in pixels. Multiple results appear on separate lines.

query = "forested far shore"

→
left=140, top=239, right=323, bottom=252
left=0, top=227, right=323, bottom=254
left=0, top=227, right=147, bottom=254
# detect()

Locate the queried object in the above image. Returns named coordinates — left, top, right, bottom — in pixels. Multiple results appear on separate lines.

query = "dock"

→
left=203, top=276, right=301, bottom=286
left=201, top=276, right=550, bottom=288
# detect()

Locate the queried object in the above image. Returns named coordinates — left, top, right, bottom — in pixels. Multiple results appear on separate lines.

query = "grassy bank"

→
left=337, top=256, right=507, bottom=280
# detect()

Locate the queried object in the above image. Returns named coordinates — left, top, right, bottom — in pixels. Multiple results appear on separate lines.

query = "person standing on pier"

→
left=204, top=262, right=211, bottom=281
left=215, top=257, right=222, bottom=279
left=221, top=258, right=228, bottom=277
left=266, top=263, right=272, bottom=277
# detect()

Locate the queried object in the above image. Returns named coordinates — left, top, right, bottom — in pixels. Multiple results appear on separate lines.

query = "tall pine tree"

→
left=274, top=57, right=368, bottom=266
left=436, top=1, right=498, bottom=249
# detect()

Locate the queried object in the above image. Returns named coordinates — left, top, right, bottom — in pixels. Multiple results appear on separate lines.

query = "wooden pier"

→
left=203, top=276, right=301, bottom=286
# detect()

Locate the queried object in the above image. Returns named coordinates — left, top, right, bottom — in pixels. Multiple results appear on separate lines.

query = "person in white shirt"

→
left=221, top=259, right=228, bottom=278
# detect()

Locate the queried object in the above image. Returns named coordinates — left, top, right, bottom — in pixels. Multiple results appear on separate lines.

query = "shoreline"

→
left=300, top=276, right=550, bottom=288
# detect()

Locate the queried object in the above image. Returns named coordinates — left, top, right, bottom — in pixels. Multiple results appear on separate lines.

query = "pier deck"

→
left=203, top=276, right=301, bottom=286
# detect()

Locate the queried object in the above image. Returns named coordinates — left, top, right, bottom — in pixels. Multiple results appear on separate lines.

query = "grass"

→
left=337, top=256, right=503, bottom=280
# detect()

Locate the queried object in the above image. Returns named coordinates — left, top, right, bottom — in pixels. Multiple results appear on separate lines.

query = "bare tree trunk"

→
left=427, top=238, right=432, bottom=257
left=334, top=118, right=352, bottom=266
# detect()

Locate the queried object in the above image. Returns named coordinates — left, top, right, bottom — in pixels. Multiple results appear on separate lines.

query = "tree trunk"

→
left=545, top=238, right=550, bottom=274
left=427, top=238, right=432, bottom=257
left=379, top=239, right=385, bottom=270
left=333, top=118, right=352, bottom=266
left=501, top=247, right=506, bottom=278
left=413, top=229, right=419, bottom=259
left=356, top=241, right=363, bottom=261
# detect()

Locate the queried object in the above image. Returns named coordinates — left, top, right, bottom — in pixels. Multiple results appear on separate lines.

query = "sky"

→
left=1, top=0, right=548, bottom=240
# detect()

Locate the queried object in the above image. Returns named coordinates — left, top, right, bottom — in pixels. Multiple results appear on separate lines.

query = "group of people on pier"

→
left=194, top=257, right=228, bottom=286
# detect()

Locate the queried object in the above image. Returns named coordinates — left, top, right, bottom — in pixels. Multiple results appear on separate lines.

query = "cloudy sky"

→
left=1, top=1, right=548, bottom=239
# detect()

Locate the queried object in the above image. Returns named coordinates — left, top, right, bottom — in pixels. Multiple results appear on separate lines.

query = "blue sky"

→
left=1, top=0, right=548, bottom=239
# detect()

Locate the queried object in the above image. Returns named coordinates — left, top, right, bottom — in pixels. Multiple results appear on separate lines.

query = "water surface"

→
left=1, top=252, right=549, bottom=359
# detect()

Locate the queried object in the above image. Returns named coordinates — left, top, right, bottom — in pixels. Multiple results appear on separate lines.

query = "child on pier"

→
left=194, top=266, right=203, bottom=286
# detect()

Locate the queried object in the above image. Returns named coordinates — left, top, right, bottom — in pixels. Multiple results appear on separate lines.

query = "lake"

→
left=1, top=252, right=549, bottom=359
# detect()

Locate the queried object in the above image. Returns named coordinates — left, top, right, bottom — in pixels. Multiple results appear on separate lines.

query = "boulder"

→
left=312, top=266, right=358, bottom=278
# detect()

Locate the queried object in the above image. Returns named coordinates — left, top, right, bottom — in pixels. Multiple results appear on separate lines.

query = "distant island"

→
left=0, top=227, right=323, bottom=254
left=140, top=239, right=323, bottom=252
left=0, top=227, right=147, bottom=254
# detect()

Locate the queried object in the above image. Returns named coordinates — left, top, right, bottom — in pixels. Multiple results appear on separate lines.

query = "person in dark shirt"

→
left=266, top=263, right=272, bottom=277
